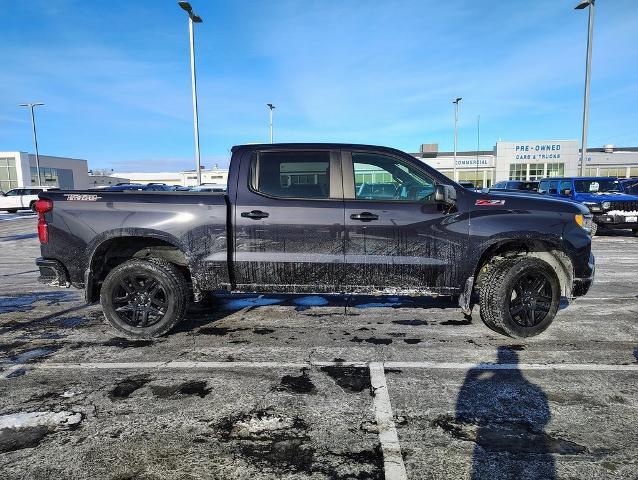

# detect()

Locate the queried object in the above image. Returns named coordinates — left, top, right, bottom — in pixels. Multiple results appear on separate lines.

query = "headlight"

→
left=575, top=214, right=593, bottom=231
left=602, top=201, right=611, bottom=210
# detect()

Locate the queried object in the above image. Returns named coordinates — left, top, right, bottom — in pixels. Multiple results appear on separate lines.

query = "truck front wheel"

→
left=100, top=258, right=188, bottom=338
left=479, top=257, right=560, bottom=338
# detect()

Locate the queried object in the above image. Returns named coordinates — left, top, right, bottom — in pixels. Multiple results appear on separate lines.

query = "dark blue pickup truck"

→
left=538, top=177, right=638, bottom=236
left=34, top=144, right=595, bottom=339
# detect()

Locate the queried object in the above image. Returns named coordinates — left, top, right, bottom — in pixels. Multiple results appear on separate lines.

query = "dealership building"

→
left=0, top=151, right=89, bottom=192
left=411, top=140, right=638, bottom=188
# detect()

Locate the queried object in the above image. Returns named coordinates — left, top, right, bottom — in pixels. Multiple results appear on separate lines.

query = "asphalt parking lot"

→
left=1, top=212, right=637, bottom=480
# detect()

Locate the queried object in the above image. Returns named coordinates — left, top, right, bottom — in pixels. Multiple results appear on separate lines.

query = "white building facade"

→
left=412, top=141, right=638, bottom=188
left=0, top=152, right=89, bottom=191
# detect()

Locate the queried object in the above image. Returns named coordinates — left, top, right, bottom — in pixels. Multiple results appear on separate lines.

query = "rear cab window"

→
left=252, top=151, right=331, bottom=199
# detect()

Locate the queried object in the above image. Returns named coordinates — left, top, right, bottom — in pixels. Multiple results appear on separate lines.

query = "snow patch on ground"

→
left=231, top=415, right=294, bottom=437
left=0, top=411, right=82, bottom=430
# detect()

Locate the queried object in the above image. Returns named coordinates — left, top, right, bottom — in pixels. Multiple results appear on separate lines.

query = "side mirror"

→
left=435, top=184, right=457, bottom=204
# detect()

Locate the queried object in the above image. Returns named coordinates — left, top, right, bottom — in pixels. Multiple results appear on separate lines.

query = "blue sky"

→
left=1, top=0, right=637, bottom=172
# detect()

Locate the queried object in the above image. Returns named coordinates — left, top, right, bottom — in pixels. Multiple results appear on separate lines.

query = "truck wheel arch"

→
left=86, top=235, right=192, bottom=303
left=474, top=240, right=574, bottom=299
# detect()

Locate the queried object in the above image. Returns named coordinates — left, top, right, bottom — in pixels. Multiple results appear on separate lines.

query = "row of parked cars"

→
left=0, top=183, right=227, bottom=213
left=463, top=177, right=638, bottom=236
left=87, top=182, right=227, bottom=193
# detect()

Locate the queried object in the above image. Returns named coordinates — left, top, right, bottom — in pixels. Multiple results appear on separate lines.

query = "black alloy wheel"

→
left=100, top=258, right=188, bottom=338
left=112, top=274, right=168, bottom=328
left=508, top=271, right=553, bottom=328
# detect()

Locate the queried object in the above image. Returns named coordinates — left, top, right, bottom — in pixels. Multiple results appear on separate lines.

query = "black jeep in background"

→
left=34, top=144, right=595, bottom=339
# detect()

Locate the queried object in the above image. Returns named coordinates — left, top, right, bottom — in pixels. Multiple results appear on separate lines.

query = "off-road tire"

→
left=100, top=258, right=188, bottom=338
left=479, top=257, right=560, bottom=338
left=590, top=222, right=598, bottom=237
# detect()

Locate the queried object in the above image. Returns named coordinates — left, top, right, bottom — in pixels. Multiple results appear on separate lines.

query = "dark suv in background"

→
left=490, top=180, right=539, bottom=193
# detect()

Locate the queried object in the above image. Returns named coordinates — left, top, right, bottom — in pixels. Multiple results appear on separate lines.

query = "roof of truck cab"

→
left=231, top=143, right=409, bottom=154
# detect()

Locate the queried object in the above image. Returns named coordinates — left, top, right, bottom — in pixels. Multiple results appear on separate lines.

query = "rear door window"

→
left=549, top=181, right=559, bottom=194
left=253, top=151, right=330, bottom=199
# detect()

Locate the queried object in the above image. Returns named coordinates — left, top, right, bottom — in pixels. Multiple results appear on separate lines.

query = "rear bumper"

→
left=36, top=257, right=70, bottom=287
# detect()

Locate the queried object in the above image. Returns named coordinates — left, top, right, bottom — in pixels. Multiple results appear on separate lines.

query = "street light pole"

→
left=178, top=1, right=203, bottom=185
left=452, top=97, right=462, bottom=182
left=266, top=103, right=275, bottom=143
left=18, top=102, right=45, bottom=187
left=575, top=0, right=595, bottom=176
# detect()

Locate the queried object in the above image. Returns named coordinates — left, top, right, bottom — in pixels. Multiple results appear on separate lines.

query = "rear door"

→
left=342, top=150, right=467, bottom=293
left=232, top=149, right=345, bottom=292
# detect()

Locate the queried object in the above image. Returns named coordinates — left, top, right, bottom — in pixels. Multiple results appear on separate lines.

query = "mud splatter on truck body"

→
left=36, top=143, right=595, bottom=338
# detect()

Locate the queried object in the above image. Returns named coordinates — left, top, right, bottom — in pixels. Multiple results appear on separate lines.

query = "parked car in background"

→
left=0, top=186, right=59, bottom=213
left=458, top=181, right=475, bottom=189
left=620, top=178, right=638, bottom=196
left=539, top=177, right=638, bottom=236
left=101, top=183, right=174, bottom=192
left=190, top=183, right=227, bottom=192
left=491, top=180, right=539, bottom=192
left=36, top=143, right=594, bottom=340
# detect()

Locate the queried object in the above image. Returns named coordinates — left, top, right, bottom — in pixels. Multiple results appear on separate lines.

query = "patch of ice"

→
left=0, top=411, right=82, bottom=430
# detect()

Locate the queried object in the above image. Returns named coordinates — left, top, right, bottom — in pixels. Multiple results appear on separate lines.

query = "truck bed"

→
left=38, top=190, right=230, bottom=294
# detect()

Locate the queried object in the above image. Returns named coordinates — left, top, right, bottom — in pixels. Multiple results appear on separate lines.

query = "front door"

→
left=232, top=149, right=345, bottom=292
left=342, top=150, right=467, bottom=294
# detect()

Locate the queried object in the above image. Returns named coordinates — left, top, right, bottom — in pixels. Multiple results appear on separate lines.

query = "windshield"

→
left=574, top=179, right=621, bottom=194
left=623, top=181, right=638, bottom=195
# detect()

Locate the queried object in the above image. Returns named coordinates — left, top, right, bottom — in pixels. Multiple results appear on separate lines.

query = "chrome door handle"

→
left=350, top=212, right=379, bottom=222
left=241, top=210, right=269, bottom=220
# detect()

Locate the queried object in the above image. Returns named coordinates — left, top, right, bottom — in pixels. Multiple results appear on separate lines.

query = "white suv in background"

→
left=0, top=187, right=59, bottom=213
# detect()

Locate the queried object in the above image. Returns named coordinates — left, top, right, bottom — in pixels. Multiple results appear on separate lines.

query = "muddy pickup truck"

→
left=34, top=143, right=595, bottom=338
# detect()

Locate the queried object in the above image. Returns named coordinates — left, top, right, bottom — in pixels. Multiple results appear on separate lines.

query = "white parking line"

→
left=2, top=360, right=635, bottom=372
left=369, top=362, right=408, bottom=480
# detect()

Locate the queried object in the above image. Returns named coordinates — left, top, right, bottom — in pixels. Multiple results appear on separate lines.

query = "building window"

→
left=597, top=167, right=628, bottom=178
left=528, top=163, right=545, bottom=181
left=630, top=167, right=638, bottom=178
left=458, top=170, right=489, bottom=188
left=30, top=167, right=75, bottom=189
left=546, top=163, right=564, bottom=178
left=509, top=164, right=526, bottom=181
left=0, top=157, right=18, bottom=192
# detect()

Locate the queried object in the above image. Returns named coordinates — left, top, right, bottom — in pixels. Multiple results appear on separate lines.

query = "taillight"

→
left=34, top=199, right=53, bottom=244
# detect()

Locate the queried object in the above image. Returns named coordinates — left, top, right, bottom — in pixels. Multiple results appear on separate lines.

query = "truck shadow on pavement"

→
left=175, top=293, right=458, bottom=334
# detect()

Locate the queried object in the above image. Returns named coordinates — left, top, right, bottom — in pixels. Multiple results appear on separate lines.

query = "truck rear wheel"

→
left=100, top=258, right=188, bottom=338
left=479, top=257, right=560, bottom=338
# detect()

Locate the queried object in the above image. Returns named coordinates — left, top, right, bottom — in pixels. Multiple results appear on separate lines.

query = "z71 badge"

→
left=64, top=194, right=102, bottom=201
left=475, top=199, right=505, bottom=206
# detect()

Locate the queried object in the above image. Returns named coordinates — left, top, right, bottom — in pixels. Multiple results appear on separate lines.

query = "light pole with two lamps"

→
left=575, top=0, right=596, bottom=176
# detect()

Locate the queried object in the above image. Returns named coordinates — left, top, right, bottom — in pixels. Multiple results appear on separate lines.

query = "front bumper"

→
left=36, top=257, right=70, bottom=288
left=572, top=252, right=595, bottom=297
left=593, top=213, right=638, bottom=229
